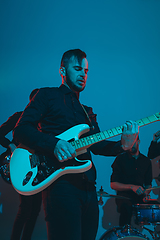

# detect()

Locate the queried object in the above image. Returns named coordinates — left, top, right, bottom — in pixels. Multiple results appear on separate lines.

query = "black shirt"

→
left=148, top=141, right=160, bottom=159
left=111, top=151, right=152, bottom=200
left=13, top=84, right=123, bottom=182
left=0, top=111, right=22, bottom=148
left=0, top=111, right=22, bottom=172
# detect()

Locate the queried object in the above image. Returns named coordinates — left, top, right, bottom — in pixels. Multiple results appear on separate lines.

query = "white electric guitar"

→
left=10, top=112, right=160, bottom=196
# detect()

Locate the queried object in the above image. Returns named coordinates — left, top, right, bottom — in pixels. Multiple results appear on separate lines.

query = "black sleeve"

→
left=110, top=154, right=123, bottom=182
left=0, top=112, right=22, bottom=148
left=144, top=159, right=152, bottom=186
left=84, top=105, right=123, bottom=156
left=13, top=88, right=59, bottom=156
left=148, top=141, right=160, bottom=159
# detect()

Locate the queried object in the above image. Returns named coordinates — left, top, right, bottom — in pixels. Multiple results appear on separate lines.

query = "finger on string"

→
left=126, top=120, right=133, bottom=124
left=126, top=121, right=133, bottom=131
left=133, top=122, right=139, bottom=133
left=122, top=124, right=127, bottom=132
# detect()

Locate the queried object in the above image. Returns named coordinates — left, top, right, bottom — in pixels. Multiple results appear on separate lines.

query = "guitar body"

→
left=10, top=112, right=160, bottom=196
left=10, top=124, right=92, bottom=195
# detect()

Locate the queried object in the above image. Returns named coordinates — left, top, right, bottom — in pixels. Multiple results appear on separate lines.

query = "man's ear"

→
left=59, top=67, right=66, bottom=76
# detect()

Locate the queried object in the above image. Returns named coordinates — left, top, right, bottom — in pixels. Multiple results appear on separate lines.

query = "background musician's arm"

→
left=148, top=130, right=160, bottom=159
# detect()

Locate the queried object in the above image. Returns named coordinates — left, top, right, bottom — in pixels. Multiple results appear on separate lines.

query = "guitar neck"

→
left=70, top=113, right=160, bottom=151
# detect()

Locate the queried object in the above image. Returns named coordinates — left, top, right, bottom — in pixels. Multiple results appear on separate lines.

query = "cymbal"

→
left=97, top=191, right=130, bottom=200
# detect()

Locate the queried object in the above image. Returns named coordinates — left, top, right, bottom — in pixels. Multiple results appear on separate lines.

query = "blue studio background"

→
left=0, top=1, right=160, bottom=239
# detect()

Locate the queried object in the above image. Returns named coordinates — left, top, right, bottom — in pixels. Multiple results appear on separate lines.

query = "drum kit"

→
left=97, top=186, right=160, bottom=240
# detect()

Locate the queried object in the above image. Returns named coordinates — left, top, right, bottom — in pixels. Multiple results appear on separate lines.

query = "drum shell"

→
left=133, top=204, right=160, bottom=225
left=99, top=225, right=149, bottom=240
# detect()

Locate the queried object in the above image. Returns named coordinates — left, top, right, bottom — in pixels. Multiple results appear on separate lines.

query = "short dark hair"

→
left=60, top=49, right=86, bottom=69
left=29, top=88, right=39, bottom=101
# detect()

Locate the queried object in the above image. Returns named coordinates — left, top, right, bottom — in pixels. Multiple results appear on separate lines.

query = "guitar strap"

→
left=69, top=89, right=95, bottom=130
left=79, top=103, right=94, bottom=130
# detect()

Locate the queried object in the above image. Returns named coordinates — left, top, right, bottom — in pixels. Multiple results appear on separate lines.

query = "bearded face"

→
left=64, top=57, right=88, bottom=93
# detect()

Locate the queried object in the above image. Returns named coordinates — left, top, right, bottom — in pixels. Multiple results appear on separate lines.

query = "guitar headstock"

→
left=155, top=112, right=160, bottom=121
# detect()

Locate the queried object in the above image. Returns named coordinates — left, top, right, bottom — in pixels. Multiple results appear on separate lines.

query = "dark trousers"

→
left=119, top=202, right=133, bottom=226
left=42, top=179, right=99, bottom=240
left=11, top=193, right=42, bottom=240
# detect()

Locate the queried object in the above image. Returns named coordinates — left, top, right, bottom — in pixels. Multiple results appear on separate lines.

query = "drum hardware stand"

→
left=122, top=224, right=131, bottom=234
left=112, top=227, right=122, bottom=238
left=97, top=186, right=104, bottom=205
left=97, top=186, right=131, bottom=205
left=141, top=224, right=160, bottom=240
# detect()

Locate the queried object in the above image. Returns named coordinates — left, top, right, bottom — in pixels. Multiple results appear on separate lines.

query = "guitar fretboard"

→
left=70, top=113, right=160, bottom=151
